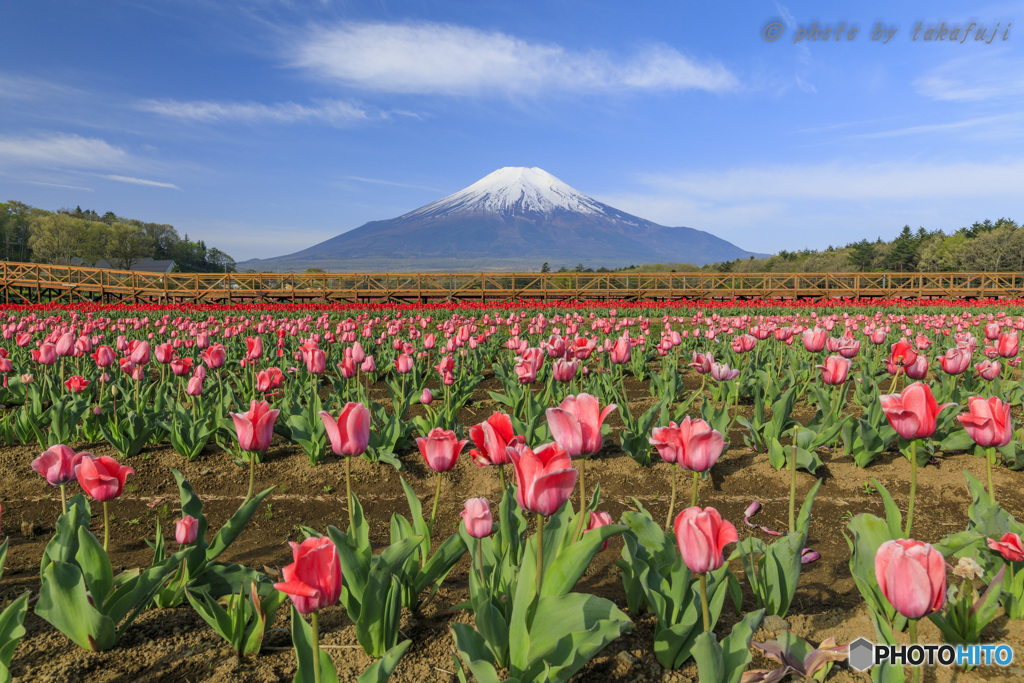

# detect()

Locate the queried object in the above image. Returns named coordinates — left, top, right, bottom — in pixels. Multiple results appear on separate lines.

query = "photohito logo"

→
left=848, top=638, right=1014, bottom=671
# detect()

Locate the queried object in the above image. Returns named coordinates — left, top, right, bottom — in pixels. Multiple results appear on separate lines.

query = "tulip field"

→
left=3, top=298, right=1024, bottom=682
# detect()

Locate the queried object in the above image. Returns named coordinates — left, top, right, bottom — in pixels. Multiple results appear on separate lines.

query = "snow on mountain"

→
left=404, top=167, right=608, bottom=220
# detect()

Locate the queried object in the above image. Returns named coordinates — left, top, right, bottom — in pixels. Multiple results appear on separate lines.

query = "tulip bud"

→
left=175, top=515, right=199, bottom=545
left=421, top=388, right=433, bottom=405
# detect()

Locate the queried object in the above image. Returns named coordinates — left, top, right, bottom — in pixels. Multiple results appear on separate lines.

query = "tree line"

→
left=586, top=218, right=1021, bottom=274
left=0, top=202, right=236, bottom=272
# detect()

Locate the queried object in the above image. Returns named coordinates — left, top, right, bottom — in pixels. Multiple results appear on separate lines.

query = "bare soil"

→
left=2, top=374, right=1023, bottom=682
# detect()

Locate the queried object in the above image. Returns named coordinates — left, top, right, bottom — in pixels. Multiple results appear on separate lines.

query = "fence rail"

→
left=1, top=262, right=1022, bottom=304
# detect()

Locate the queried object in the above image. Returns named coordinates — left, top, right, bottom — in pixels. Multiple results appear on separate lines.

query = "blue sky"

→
left=1, top=0, right=1022, bottom=263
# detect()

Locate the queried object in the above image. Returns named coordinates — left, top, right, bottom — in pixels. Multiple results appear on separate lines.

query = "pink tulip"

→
left=55, top=331, right=76, bottom=357
left=690, top=351, right=714, bottom=374
left=674, top=506, right=738, bottom=574
left=304, top=348, right=326, bottom=374
left=350, top=341, right=366, bottom=364
left=649, top=416, right=724, bottom=472
left=32, top=344, right=57, bottom=365
left=360, top=356, right=375, bottom=373
left=732, top=334, right=756, bottom=353
left=869, top=328, right=887, bottom=345
left=394, top=353, right=414, bottom=374
left=506, top=441, right=577, bottom=516
left=420, top=388, right=433, bottom=405
left=904, top=353, right=929, bottom=380
left=129, top=340, right=151, bottom=365
left=245, top=336, right=263, bottom=361
left=817, top=355, right=850, bottom=386
left=879, top=382, right=955, bottom=440
left=609, top=336, right=631, bottom=364
left=319, top=402, right=371, bottom=457
left=801, top=328, right=827, bottom=352
left=546, top=393, right=617, bottom=458
left=985, top=322, right=1001, bottom=340
left=586, top=510, right=615, bottom=549
left=170, top=358, right=193, bottom=377
left=186, top=376, right=203, bottom=396
left=469, top=412, right=517, bottom=467
left=201, top=344, right=226, bottom=369
left=416, top=427, right=467, bottom=472
left=230, top=400, right=279, bottom=453
left=958, top=396, right=1013, bottom=448
left=710, top=362, right=739, bottom=382
left=939, top=347, right=971, bottom=375
left=551, top=358, right=580, bottom=382
left=31, top=444, right=88, bottom=486
left=975, top=359, right=1001, bottom=381
left=337, top=356, right=357, bottom=378
left=274, top=536, right=343, bottom=615
left=155, top=342, right=175, bottom=364
left=91, top=345, right=115, bottom=368
left=988, top=532, right=1024, bottom=562
left=256, top=367, right=284, bottom=392
left=461, top=498, right=494, bottom=538
left=875, top=539, right=946, bottom=619
left=175, top=515, right=199, bottom=545
left=75, top=455, right=135, bottom=503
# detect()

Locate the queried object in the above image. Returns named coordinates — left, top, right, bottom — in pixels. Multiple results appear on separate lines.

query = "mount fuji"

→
left=240, top=167, right=761, bottom=272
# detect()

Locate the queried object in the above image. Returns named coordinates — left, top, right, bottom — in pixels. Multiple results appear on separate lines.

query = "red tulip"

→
left=75, top=455, right=135, bottom=502
left=988, top=532, right=1024, bottom=562
left=888, top=339, right=917, bottom=368
left=64, top=375, right=90, bottom=393
left=256, top=367, right=284, bottom=392
left=875, top=539, right=946, bottom=619
left=32, top=444, right=88, bottom=486
left=674, top=506, right=738, bottom=574
left=469, top=412, right=517, bottom=467
left=245, top=336, right=263, bottom=361
left=461, top=498, right=493, bottom=538
left=274, top=536, right=343, bottom=615
left=649, top=416, right=724, bottom=472
left=319, top=402, right=370, bottom=457
left=997, top=331, right=1019, bottom=358
left=416, top=427, right=467, bottom=472
left=879, top=382, right=955, bottom=440
left=155, top=342, right=175, bottom=364
left=175, top=515, right=199, bottom=545
left=91, top=345, right=115, bottom=368
left=170, top=358, right=193, bottom=377
left=506, top=441, right=577, bottom=516
left=546, top=393, right=617, bottom=458
left=230, top=400, right=279, bottom=453
left=817, top=355, right=851, bottom=385
left=958, top=396, right=1013, bottom=448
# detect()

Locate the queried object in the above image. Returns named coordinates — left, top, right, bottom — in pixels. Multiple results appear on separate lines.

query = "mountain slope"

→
left=241, top=167, right=760, bottom=272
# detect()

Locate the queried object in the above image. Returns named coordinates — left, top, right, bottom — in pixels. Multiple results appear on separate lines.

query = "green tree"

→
left=28, top=214, right=86, bottom=264
left=884, top=225, right=918, bottom=271
left=142, top=223, right=179, bottom=259
left=540, top=262, right=550, bottom=273
left=847, top=239, right=876, bottom=270
left=106, top=221, right=153, bottom=270
left=78, top=221, right=112, bottom=266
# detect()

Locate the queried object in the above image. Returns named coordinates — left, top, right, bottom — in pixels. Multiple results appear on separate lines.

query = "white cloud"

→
left=0, top=133, right=128, bottom=168
left=598, top=159, right=1024, bottom=252
left=288, top=21, right=738, bottom=96
left=914, top=54, right=1024, bottom=101
left=138, top=98, right=375, bottom=125
left=22, top=180, right=94, bottom=192
left=103, top=174, right=180, bottom=189
left=0, top=74, right=83, bottom=101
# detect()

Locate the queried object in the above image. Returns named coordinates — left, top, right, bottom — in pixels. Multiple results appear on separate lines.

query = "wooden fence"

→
left=1, top=261, right=1023, bottom=305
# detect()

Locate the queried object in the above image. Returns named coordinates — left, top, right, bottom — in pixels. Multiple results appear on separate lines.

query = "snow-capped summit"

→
left=407, top=167, right=606, bottom=220
left=240, top=167, right=764, bottom=272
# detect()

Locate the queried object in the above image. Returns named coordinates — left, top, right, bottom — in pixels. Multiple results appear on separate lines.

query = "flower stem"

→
left=429, top=472, right=442, bottom=535
left=665, top=463, right=678, bottom=531
left=103, top=501, right=110, bottom=552
left=245, top=450, right=256, bottom=503
left=536, top=513, right=545, bottom=596
left=311, top=610, right=322, bottom=683
left=345, top=455, right=353, bottom=529
left=789, top=425, right=798, bottom=532
left=906, top=440, right=917, bottom=539
left=572, top=456, right=588, bottom=544
left=987, top=446, right=996, bottom=504
left=691, top=469, right=700, bottom=508
left=908, top=618, right=919, bottom=683
left=699, top=573, right=710, bottom=632
left=476, top=537, right=487, bottom=591
left=60, top=483, right=67, bottom=515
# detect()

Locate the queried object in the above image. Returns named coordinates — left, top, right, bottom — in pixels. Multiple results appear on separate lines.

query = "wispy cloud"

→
left=138, top=98, right=376, bottom=125
left=288, top=21, right=738, bottom=96
left=0, top=74, right=83, bottom=101
left=0, top=133, right=128, bottom=168
left=22, top=179, right=94, bottom=192
left=102, top=174, right=180, bottom=189
left=339, top=175, right=443, bottom=192
left=849, top=114, right=1023, bottom=140
left=915, top=54, right=1024, bottom=102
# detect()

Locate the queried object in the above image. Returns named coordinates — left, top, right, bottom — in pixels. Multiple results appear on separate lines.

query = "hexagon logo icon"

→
left=849, top=637, right=875, bottom=672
